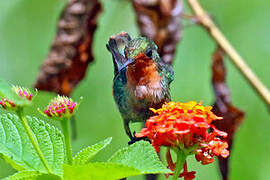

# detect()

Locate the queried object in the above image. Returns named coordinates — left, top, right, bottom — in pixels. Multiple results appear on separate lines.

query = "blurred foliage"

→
left=0, top=0, right=270, bottom=179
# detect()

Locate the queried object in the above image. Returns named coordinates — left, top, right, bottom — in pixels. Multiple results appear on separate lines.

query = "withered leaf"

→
left=211, top=47, right=245, bottom=180
left=35, top=0, right=102, bottom=96
left=131, top=0, right=183, bottom=64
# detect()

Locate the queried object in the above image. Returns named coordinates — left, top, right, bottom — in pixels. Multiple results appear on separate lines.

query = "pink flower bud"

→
left=41, top=95, right=79, bottom=120
left=0, top=98, right=16, bottom=110
left=12, top=86, right=33, bottom=101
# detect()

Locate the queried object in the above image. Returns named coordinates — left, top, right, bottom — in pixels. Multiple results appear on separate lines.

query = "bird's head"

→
left=107, top=33, right=161, bottom=76
left=124, top=37, right=159, bottom=64
left=123, top=37, right=162, bottom=89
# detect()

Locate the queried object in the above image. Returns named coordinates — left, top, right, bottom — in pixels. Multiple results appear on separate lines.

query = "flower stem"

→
left=61, top=118, right=73, bottom=165
left=16, top=108, right=52, bottom=174
left=173, top=150, right=187, bottom=180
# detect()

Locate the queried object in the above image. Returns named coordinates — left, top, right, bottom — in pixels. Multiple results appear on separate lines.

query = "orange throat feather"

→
left=126, top=53, right=163, bottom=101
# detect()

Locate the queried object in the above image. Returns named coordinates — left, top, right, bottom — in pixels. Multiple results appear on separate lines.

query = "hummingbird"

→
left=107, top=32, right=174, bottom=143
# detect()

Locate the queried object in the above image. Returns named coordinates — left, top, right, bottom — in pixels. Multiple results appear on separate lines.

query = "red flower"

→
left=179, top=165, right=196, bottom=180
left=136, top=101, right=227, bottom=152
left=195, top=138, right=229, bottom=165
left=136, top=101, right=230, bottom=179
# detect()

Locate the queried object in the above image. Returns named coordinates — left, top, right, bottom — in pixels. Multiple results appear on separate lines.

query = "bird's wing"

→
left=165, top=63, right=174, bottom=84
left=158, top=60, right=174, bottom=85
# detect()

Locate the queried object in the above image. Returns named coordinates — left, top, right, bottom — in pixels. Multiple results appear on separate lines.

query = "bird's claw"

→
left=128, top=136, right=149, bottom=145
left=128, top=131, right=150, bottom=145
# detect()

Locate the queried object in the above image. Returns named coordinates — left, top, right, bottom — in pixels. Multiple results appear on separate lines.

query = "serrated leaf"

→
left=73, top=137, right=112, bottom=165
left=63, top=162, right=140, bottom=180
left=35, top=174, right=61, bottom=180
left=63, top=141, right=171, bottom=180
left=0, top=79, right=31, bottom=106
left=108, top=141, right=171, bottom=174
left=3, top=171, right=41, bottom=180
left=3, top=171, right=61, bottom=180
left=0, top=113, right=65, bottom=176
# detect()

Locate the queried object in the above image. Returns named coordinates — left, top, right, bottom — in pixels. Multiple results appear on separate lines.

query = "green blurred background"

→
left=0, top=0, right=270, bottom=179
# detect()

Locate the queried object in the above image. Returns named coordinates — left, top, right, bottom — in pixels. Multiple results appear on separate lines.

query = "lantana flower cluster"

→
left=12, top=86, right=33, bottom=101
left=136, top=101, right=229, bottom=179
left=42, top=95, right=78, bottom=120
left=0, top=86, right=33, bottom=110
left=0, top=98, right=16, bottom=109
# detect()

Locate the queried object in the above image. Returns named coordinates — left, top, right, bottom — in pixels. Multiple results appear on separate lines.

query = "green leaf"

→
left=0, top=79, right=31, bottom=107
left=35, top=174, right=61, bottom=180
left=108, top=141, right=171, bottom=174
left=0, top=113, right=65, bottom=176
left=3, top=171, right=41, bottom=180
left=63, top=163, right=140, bottom=180
left=73, top=137, right=112, bottom=165
left=3, top=171, right=61, bottom=180
left=64, top=141, right=171, bottom=180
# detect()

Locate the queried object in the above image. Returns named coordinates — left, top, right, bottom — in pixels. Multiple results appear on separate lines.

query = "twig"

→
left=186, top=0, right=270, bottom=109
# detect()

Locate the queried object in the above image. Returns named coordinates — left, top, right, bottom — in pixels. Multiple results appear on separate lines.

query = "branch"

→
left=187, top=0, right=270, bottom=109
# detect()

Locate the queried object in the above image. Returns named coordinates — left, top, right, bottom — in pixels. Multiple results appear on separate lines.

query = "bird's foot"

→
left=128, top=132, right=150, bottom=145
left=128, top=136, right=149, bottom=145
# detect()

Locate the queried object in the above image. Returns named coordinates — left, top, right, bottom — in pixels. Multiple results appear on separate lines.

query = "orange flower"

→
left=195, top=138, right=229, bottom=165
left=136, top=101, right=229, bottom=179
left=137, top=101, right=227, bottom=151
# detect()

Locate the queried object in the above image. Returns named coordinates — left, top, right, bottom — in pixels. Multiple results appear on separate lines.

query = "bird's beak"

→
left=119, top=58, right=135, bottom=72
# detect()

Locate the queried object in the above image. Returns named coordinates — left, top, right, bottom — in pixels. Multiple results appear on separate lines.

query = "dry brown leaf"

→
left=211, top=47, right=245, bottom=180
left=131, top=0, right=183, bottom=64
left=34, top=0, right=102, bottom=95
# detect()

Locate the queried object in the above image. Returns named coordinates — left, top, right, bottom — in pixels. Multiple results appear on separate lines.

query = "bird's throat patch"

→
left=126, top=54, right=162, bottom=100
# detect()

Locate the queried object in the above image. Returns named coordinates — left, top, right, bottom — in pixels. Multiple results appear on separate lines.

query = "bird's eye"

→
left=145, top=49, right=153, bottom=58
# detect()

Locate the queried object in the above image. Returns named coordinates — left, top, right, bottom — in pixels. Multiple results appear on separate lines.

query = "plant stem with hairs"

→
left=17, top=108, right=52, bottom=174
left=173, top=150, right=187, bottom=180
left=61, top=118, right=73, bottom=165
